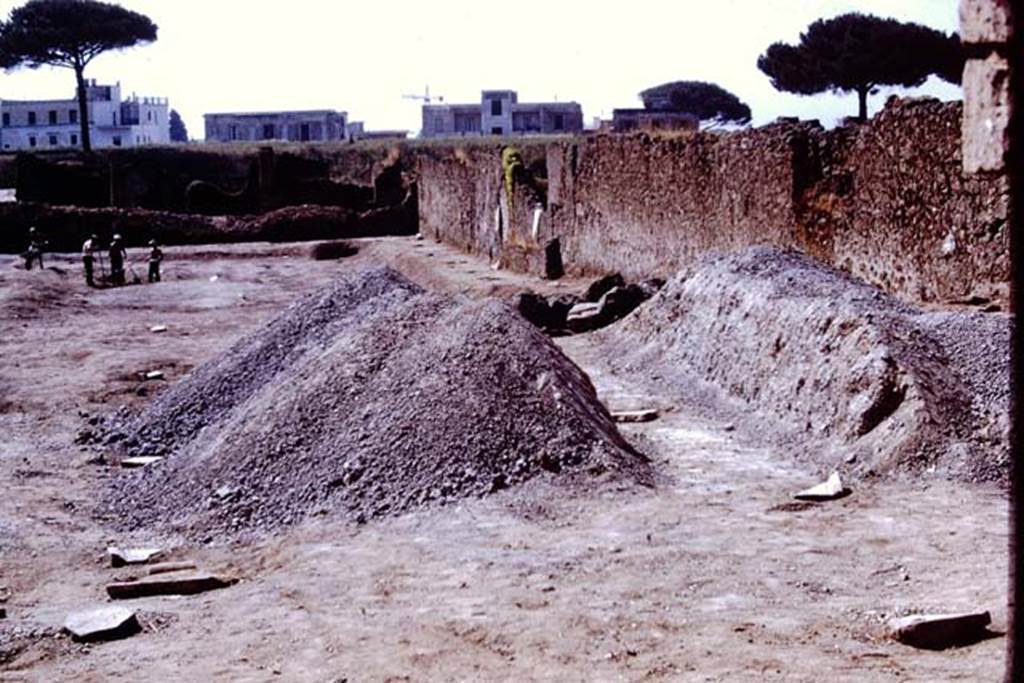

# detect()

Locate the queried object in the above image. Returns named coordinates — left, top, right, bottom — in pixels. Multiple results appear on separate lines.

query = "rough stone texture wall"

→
left=417, top=98, right=1010, bottom=305
left=820, top=98, right=1009, bottom=302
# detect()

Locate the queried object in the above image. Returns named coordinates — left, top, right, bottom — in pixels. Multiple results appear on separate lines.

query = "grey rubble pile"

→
left=101, top=266, right=648, bottom=535
left=601, top=246, right=1009, bottom=484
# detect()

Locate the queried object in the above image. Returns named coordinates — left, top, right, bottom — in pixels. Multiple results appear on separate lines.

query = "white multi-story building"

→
left=0, top=80, right=169, bottom=151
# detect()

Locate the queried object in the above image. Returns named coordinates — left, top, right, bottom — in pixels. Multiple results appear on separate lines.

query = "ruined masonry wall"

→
left=416, top=98, right=1009, bottom=305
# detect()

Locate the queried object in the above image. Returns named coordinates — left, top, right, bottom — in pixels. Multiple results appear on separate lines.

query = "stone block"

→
left=611, top=409, right=659, bottom=423
left=889, top=611, right=992, bottom=649
left=64, top=606, right=139, bottom=642
left=962, top=53, right=1010, bottom=174
left=106, top=573, right=234, bottom=600
left=794, top=472, right=849, bottom=501
left=108, top=546, right=164, bottom=567
left=959, top=0, right=1011, bottom=44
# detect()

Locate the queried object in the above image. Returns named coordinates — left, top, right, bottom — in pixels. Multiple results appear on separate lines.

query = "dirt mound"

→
left=601, top=247, right=1009, bottom=484
left=100, top=266, right=648, bottom=536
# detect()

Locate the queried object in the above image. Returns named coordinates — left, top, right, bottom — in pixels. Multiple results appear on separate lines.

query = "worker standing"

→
left=82, top=233, right=98, bottom=286
left=147, top=239, right=163, bottom=283
left=24, top=226, right=45, bottom=271
left=108, top=234, right=127, bottom=286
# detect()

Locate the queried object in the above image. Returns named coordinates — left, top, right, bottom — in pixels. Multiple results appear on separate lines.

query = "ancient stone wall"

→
left=416, top=97, right=1010, bottom=305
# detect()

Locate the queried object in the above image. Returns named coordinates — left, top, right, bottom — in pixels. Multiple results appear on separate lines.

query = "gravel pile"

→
left=101, top=266, right=648, bottom=536
left=601, top=246, right=1009, bottom=484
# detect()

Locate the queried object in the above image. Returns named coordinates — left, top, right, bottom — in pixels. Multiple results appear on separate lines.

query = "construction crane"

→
left=402, top=85, right=443, bottom=104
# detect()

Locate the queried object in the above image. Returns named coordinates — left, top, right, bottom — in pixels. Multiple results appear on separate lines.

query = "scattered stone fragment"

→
left=793, top=471, right=849, bottom=501
left=143, top=371, right=165, bottom=381
left=121, top=456, right=164, bottom=469
left=611, top=409, right=659, bottom=423
left=147, top=561, right=198, bottom=576
left=63, top=606, right=140, bottom=642
left=889, top=611, right=992, bottom=649
left=107, top=573, right=235, bottom=600
left=108, top=546, right=164, bottom=568
left=149, top=325, right=168, bottom=333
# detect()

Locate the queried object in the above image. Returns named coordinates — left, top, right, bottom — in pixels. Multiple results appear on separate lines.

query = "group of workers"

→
left=24, top=226, right=163, bottom=287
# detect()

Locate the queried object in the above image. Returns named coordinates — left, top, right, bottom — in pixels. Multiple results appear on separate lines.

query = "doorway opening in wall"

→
left=263, top=124, right=275, bottom=140
left=492, top=126, right=503, bottom=135
left=300, top=123, right=310, bottom=141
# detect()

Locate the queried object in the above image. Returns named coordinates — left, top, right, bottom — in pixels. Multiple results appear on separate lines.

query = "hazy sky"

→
left=0, top=0, right=960, bottom=139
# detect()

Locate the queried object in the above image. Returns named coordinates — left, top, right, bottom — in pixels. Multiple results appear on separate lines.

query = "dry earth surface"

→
left=0, top=237, right=1008, bottom=681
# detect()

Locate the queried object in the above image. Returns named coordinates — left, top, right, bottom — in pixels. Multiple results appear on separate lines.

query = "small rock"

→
left=611, top=409, right=659, bottom=423
left=889, top=611, right=992, bottom=649
left=143, top=371, right=165, bottom=381
left=108, top=546, right=164, bottom=568
left=793, top=472, right=849, bottom=501
left=149, top=325, right=168, bottom=333
left=64, top=606, right=139, bottom=642
left=120, top=456, right=164, bottom=469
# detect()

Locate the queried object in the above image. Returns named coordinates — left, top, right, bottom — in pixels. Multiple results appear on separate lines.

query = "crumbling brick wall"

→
left=416, top=97, right=1009, bottom=305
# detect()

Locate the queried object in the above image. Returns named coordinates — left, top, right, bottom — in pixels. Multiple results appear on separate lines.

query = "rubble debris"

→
left=108, top=546, right=164, bottom=568
left=566, top=302, right=604, bottom=333
left=601, top=247, right=1010, bottom=483
left=584, top=273, right=626, bottom=302
left=63, top=606, right=140, bottom=642
left=889, top=611, right=993, bottom=649
left=793, top=472, right=849, bottom=501
left=611, top=409, right=660, bottom=423
left=100, top=266, right=649, bottom=537
left=120, top=456, right=164, bottom=469
left=107, top=573, right=235, bottom=600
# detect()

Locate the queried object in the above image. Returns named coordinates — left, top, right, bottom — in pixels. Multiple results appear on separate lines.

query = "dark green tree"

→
left=0, top=0, right=158, bottom=152
left=168, top=108, right=188, bottom=142
left=639, top=81, right=752, bottom=127
left=757, top=12, right=963, bottom=122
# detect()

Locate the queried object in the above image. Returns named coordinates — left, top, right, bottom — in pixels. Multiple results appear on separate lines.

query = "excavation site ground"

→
left=0, top=237, right=1008, bottom=681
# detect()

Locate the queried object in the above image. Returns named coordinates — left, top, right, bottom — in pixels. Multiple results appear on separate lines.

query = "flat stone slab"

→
left=107, top=573, right=234, bottom=600
left=64, top=606, right=140, bottom=642
left=889, top=611, right=992, bottom=649
left=147, top=561, right=198, bottom=576
left=108, top=546, right=164, bottom=568
left=611, top=409, right=660, bottom=423
left=794, top=472, right=849, bottom=501
left=143, top=371, right=165, bottom=381
left=120, top=456, right=164, bottom=469
left=149, top=325, right=168, bottom=333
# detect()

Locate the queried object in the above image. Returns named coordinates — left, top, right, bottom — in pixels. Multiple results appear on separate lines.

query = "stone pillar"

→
left=959, top=0, right=1011, bottom=173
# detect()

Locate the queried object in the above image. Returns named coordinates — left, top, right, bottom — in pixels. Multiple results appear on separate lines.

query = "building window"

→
left=490, top=99, right=502, bottom=116
left=263, top=123, right=275, bottom=139
left=147, top=110, right=153, bottom=122
left=69, top=109, right=77, bottom=123
left=112, top=135, right=122, bottom=147
left=112, top=112, right=117, bottom=125
left=300, top=123, right=310, bottom=141
left=553, top=114, right=564, bottom=131
left=70, top=134, right=78, bottom=145
left=48, top=110, right=57, bottom=124
left=28, top=136, right=36, bottom=147
left=48, top=134, right=58, bottom=145
left=491, top=126, right=503, bottom=135
left=28, top=112, right=36, bottom=125
left=1, top=113, right=8, bottom=127
left=229, top=124, right=238, bottom=141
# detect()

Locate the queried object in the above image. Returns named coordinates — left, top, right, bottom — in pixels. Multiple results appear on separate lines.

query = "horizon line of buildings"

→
left=1, top=82, right=699, bottom=152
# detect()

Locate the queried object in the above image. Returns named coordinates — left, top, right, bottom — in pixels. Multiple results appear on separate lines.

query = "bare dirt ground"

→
left=0, top=237, right=1008, bottom=681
